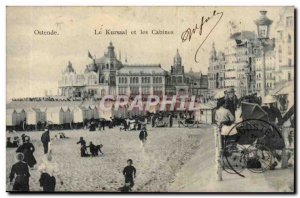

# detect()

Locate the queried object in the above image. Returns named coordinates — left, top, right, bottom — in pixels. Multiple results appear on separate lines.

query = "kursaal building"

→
left=58, top=42, right=208, bottom=99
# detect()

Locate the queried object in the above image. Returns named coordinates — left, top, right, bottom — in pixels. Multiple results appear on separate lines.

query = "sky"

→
left=6, top=6, right=289, bottom=100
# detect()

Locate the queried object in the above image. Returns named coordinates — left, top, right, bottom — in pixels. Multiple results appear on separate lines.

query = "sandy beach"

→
left=6, top=126, right=205, bottom=192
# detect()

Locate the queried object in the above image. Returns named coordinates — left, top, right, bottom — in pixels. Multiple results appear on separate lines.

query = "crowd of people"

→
left=7, top=129, right=65, bottom=192
left=7, top=121, right=149, bottom=192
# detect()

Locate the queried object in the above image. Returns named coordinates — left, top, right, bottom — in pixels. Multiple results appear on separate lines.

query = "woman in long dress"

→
left=16, top=136, right=37, bottom=169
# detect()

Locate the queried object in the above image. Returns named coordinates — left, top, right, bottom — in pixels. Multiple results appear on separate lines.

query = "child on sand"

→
left=77, top=137, right=89, bottom=157
left=122, top=159, right=136, bottom=191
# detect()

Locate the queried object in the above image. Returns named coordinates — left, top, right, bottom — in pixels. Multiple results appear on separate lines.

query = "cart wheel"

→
left=245, top=144, right=273, bottom=173
left=222, top=143, right=247, bottom=174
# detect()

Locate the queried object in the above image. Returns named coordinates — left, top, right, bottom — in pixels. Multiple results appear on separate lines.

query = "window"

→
left=130, top=87, right=139, bottom=95
left=119, top=87, right=126, bottom=95
left=153, top=87, right=162, bottom=95
left=142, top=87, right=150, bottom=95
left=288, top=59, right=292, bottom=67
left=288, top=73, right=291, bottom=81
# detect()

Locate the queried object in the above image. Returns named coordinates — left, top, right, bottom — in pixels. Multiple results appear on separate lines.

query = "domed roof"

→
left=65, top=61, right=75, bottom=74
left=92, top=42, right=123, bottom=70
left=254, top=11, right=273, bottom=26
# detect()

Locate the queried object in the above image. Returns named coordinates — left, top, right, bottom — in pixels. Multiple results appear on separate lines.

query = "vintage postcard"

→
left=6, top=6, right=295, bottom=193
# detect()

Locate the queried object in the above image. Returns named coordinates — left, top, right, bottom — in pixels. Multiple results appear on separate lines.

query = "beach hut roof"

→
left=15, top=108, right=25, bottom=113
left=6, top=108, right=16, bottom=114
left=47, top=106, right=63, bottom=112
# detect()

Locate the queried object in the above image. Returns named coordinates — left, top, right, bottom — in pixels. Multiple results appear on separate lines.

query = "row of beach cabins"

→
left=6, top=105, right=114, bottom=130
left=6, top=101, right=217, bottom=131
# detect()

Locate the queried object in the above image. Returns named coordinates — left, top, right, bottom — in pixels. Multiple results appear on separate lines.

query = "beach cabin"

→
left=62, top=106, right=72, bottom=123
left=81, top=105, right=94, bottom=120
left=25, top=108, right=47, bottom=125
left=98, top=108, right=113, bottom=120
left=90, top=105, right=99, bottom=119
left=71, top=106, right=84, bottom=123
left=6, top=109, right=18, bottom=126
left=46, top=107, right=64, bottom=124
left=15, top=108, right=26, bottom=125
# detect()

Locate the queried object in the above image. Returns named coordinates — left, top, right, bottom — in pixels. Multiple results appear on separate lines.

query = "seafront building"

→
left=208, top=9, right=294, bottom=98
left=58, top=42, right=209, bottom=100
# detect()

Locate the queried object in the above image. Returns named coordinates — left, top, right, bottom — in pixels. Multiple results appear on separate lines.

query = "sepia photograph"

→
left=5, top=6, right=295, bottom=193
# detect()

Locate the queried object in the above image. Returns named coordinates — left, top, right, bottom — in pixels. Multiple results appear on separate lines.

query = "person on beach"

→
left=215, top=97, right=236, bottom=148
left=77, top=137, right=89, bottom=157
left=139, top=126, right=148, bottom=147
left=16, top=136, right=37, bottom=169
left=87, top=142, right=104, bottom=156
left=38, top=152, right=63, bottom=192
left=77, top=137, right=86, bottom=146
left=21, top=134, right=28, bottom=144
left=13, top=136, right=20, bottom=147
left=224, top=87, right=238, bottom=120
left=99, top=119, right=105, bottom=131
left=7, top=137, right=14, bottom=148
left=9, top=153, right=30, bottom=191
left=122, top=159, right=136, bottom=191
left=41, top=128, right=51, bottom=154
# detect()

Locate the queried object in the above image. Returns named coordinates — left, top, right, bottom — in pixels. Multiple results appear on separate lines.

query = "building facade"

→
left=58, top=42, right=208, bottom=99
left=208, top=31, right=257, bottom=98
left=208, top=9, right=293, bottom=98
left=274, top=8, right=294, bottom=85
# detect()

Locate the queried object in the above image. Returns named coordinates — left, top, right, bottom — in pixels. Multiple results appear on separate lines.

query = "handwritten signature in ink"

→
left=181, top=10, right=224, bottom=63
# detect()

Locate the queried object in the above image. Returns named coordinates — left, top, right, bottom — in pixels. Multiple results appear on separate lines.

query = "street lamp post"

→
left=254, top=10, right=273, bottom=99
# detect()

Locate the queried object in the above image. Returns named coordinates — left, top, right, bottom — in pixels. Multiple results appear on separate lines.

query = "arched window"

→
left=172, top=76, right=176, bottom=83
left=125, top=78, right=127, bottom=84
left=119, top=77, right=121, bottom=84
left=178, top=76, right=182, bottom=84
